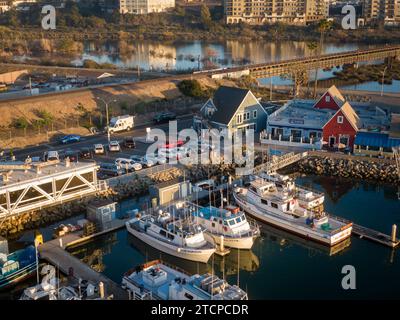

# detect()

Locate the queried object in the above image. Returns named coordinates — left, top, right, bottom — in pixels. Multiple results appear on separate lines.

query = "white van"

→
left=107, top=115, right=134, bottom=134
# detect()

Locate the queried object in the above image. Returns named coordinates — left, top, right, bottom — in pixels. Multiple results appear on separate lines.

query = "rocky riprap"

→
left=296, top=156, right=400, bottom=184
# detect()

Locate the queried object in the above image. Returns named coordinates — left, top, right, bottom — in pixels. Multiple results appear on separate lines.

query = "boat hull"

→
left=233, top=192, right=352, bottom=247
left=126, top=223, right=215, bottom=263
left=0, top=262, right=37, bottom=291
left=204, top=232, right=254, bottom=250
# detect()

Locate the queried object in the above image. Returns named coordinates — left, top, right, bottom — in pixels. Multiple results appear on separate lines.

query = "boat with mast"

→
left=121, top=260, right=248, bottom=300
left=125, top=205, right=216, bottom=263
left=233, top=178, right=353, bottom=246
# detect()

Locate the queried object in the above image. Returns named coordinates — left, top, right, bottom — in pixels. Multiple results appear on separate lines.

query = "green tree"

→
left=313, top=20, right=333, bottom=97
left=306, top=41, right=318, bottom=94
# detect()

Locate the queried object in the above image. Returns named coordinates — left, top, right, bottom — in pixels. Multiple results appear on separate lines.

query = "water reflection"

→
left=259, top=222, right=351, bottom=257
left=20, top=40, right=371, bottom=71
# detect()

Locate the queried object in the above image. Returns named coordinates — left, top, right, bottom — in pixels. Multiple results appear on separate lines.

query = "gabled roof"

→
left=323, top=101, right=360, bottom=131
left=314, top=85, right=346, bottom=109
left=209, top=86, right=252, bottom=125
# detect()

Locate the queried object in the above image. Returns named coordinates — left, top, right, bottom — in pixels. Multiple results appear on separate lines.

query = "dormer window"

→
left=337, top=116, right=343, bottom=124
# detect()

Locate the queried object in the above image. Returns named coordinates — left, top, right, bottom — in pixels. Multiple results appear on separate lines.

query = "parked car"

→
left=108, top=141, right=121, bottom=152
left=115, top=158, right=142, bottom=171
left=64, top=149, right=79, bottom=162
left=93, top=144, right=105, bottom=155
left=59, top=134, right=81, bottom=144
left=142, top=154, right=159, bottom=167
left=130, top=155, right=155, bottom=168
left=43, top=151, right=60, bottom=162
left=123, top=137, right=136, bottom=149
left=99, top=163, right=123, bottom=176
left=79, top=147, right=93, bottom=159
left=153, top=112, right=176, bottom=124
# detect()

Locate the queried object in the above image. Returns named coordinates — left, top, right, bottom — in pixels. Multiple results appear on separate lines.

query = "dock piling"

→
left=392, top=224, right=397, bottom=243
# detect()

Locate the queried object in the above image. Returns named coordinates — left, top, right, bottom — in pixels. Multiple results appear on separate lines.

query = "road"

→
left=10, top=116, right=194, bottom=164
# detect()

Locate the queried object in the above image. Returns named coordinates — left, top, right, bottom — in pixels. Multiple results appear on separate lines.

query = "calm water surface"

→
left=68, top=176, right=400, bottom=299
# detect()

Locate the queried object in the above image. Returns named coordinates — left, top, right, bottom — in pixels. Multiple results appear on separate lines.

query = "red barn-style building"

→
left=266, top=85, right=390, bottom=151
left=322, top=102, right=359, bottom=148
left=314, top=85, right=345, bottom=111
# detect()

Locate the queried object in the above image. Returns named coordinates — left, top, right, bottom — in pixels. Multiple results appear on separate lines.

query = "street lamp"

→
left=381, top=66, right=388, bottom=97
left=96, top=97, right=116, bottom=143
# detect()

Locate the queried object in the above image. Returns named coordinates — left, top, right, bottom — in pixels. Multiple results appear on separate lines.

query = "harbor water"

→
left=64, top=176, right=400, bottom=300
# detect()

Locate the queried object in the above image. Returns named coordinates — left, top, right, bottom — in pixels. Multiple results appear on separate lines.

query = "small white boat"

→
left=122, top=260, right=248, bottom=300
left=126, top=210, right=216, bottom=263
left=233, top=178, right=353, bottom=246
left=190, top=204, right=260, bottom=249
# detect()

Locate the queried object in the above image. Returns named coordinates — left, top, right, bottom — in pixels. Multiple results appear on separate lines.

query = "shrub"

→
left=12, top=117, right=29, bottom=129
left=177, top=79, right=204, bottom=98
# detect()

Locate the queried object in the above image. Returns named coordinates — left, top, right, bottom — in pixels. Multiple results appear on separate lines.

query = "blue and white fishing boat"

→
left=0, top=245, right=37, bottom=290
left=122, top=260, right=248, bottom=300
left=191, top=205, right=260, bottom=249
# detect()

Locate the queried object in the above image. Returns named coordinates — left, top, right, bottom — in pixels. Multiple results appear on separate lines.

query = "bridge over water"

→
left=209, top=45, right=400, bottom=79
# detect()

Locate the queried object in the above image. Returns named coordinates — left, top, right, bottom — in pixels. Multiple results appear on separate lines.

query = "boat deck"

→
left=328, top=214, right=399, bottom=248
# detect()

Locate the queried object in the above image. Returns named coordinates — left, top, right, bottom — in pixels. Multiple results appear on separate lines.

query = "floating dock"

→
left=329, top=214, right=399, bottom=248
left=38, top=218, right=129, bottom=300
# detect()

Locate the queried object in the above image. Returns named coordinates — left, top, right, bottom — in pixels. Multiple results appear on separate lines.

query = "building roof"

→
left=314, top=85, right=346, bottom=109
left=355, top=132, right=400, bottom=148
left=209, top=86, right=251, bottom=125
left=268, top=99, right=390, bottom=132
left=323, top=101, right=360, bottom=131
left=268, top=100, right=333, bottom=130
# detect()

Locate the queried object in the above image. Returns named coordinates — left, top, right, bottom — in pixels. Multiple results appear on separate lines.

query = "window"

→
left=236, top=217, right=241, bottom=223
left=337, top=116, right=343, bottom=124
left=212, top=222, right=215, bottom=228
left=159, top=230, right=167, bottom=237
left=325, top=95, right=331, bottom=102
left=237, top=114, right=243, bottom=124
left=219, top=220, right=222, bottom=224
left=244, top=112, right=250, bottom=121
left=309, top=131, right=317, bottom=139
left=167, top=233, right=175, bottom=240
left=271, top=203, right=278, bottom=209
left=339, top=135, right=349, bottom=146
left=253, top=110, right=257, bottom=118
left=229, top=220, right=235, bottom=225
left=261, top=199, right=268, bottom=205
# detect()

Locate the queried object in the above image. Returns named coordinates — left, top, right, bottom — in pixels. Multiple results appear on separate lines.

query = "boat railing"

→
left=294, top=185, right=324, bottom=198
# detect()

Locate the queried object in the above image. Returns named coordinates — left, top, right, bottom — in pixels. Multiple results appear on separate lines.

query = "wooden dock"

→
left=38, top=219, right=129, bottom=300
left=328, top=214, right=399, bottom=248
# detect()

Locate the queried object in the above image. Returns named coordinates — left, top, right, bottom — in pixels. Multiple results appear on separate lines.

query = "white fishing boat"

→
left=121, top=260, right=248, bottom=300
left=259, top=172, right=325, bottom=210
left=189, top=204, right=260, bottom=249
left=126, top=210, right=216, bottom=263
left=233, top=178, right=353, bottom=246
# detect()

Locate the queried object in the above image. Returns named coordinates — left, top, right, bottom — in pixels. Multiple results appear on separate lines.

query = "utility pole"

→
left=96, top=97, right=116, bottom=143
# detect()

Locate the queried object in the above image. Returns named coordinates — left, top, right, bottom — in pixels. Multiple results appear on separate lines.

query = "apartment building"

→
left=363, top=0, right=400, bottom=24
left=224, top=0, right=328, bottom=25
left=119, top=0, right=175, bottom=14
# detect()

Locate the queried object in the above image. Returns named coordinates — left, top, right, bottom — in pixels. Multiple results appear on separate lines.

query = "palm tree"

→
left=306, top=41, right=318, bottom=96
left=313, top=19, right=333, bottom=98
